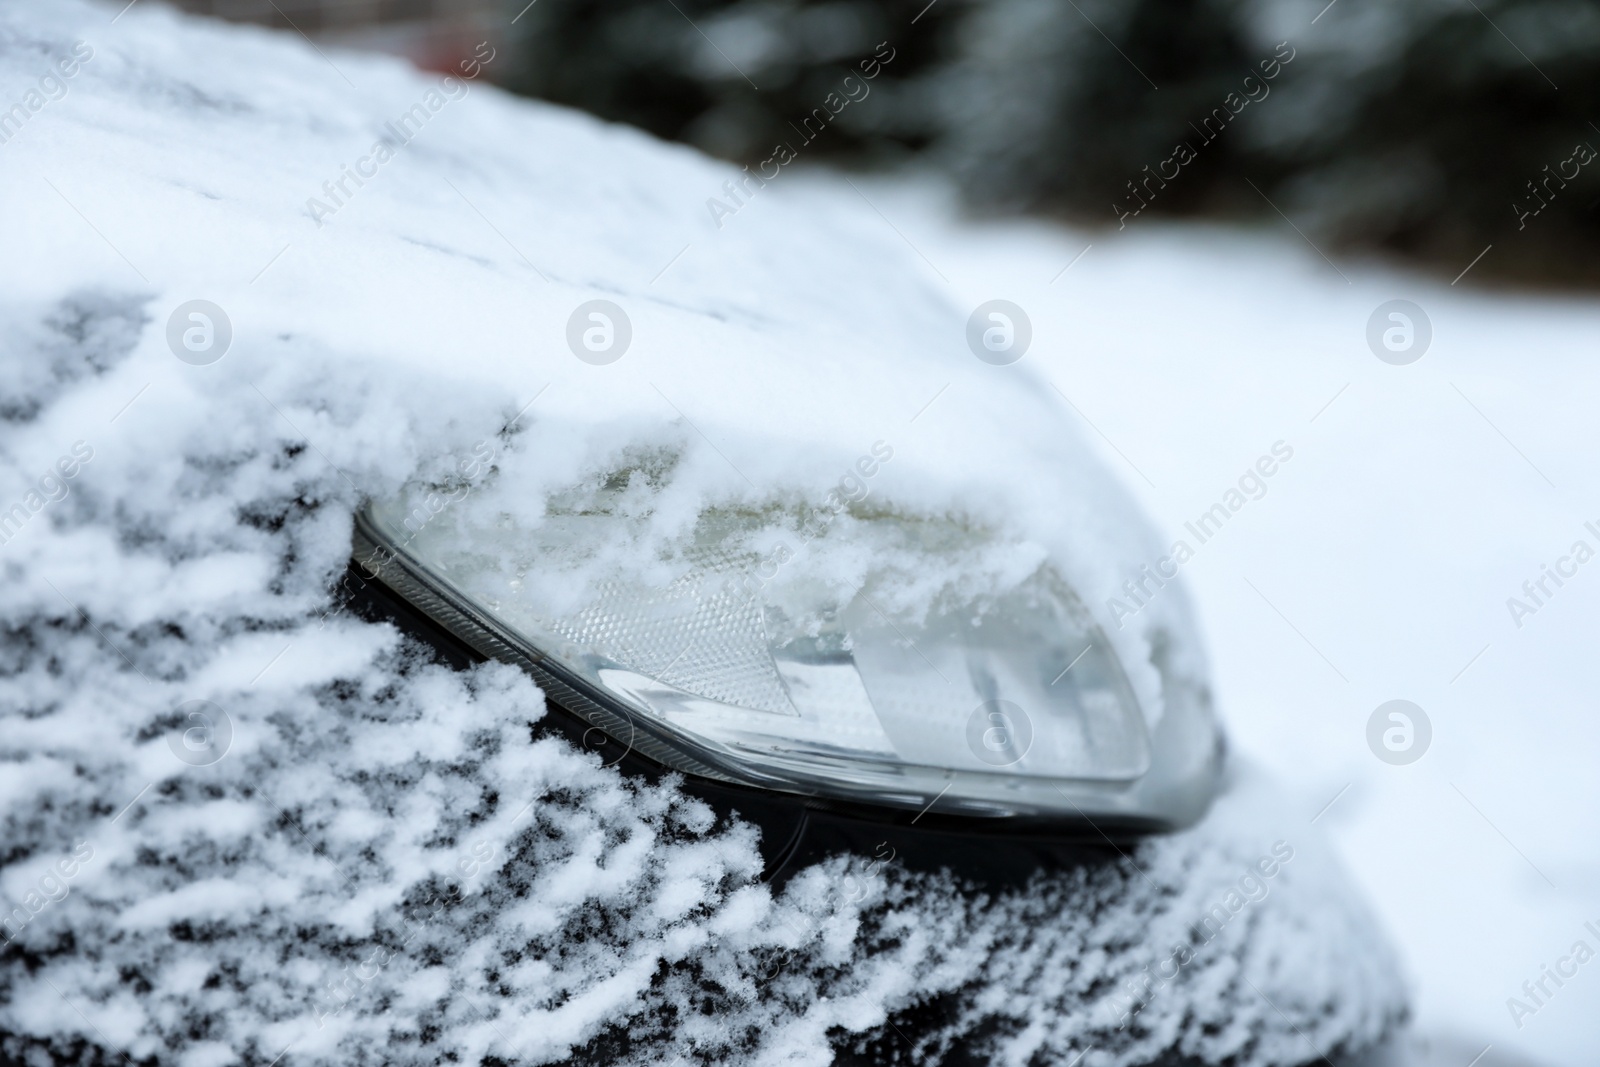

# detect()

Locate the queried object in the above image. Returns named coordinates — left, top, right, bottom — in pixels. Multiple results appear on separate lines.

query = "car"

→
left=0, top=2, right=1415, bottom=1066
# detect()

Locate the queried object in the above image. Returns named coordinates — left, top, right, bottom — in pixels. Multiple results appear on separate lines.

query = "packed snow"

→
left=1, top=3, right=1406, bottom=1066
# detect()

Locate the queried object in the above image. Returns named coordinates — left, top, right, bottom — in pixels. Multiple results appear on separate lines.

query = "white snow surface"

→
left=0, top=2, right=1403, bottom=1065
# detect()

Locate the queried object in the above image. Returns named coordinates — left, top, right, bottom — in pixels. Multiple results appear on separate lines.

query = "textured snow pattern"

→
left=0, top=3, right=1403, bottom=1065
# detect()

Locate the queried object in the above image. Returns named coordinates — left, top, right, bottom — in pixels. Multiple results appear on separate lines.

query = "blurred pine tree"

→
left=497, top=0, right=1600, bottom=284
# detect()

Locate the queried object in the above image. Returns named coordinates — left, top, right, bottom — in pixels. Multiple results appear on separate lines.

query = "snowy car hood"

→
left=0, top=2, right=1404, bottom=1064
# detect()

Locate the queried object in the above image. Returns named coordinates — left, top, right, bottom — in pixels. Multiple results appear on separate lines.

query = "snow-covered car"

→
left=1, top=3, right=1408, bottom=1066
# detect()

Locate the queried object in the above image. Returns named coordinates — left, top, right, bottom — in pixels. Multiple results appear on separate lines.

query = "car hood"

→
left=0, top=2, right=1404, bottom=1064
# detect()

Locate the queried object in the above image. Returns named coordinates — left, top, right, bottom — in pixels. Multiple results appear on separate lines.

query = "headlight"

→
left=354, top=464, right=1222, bottom=832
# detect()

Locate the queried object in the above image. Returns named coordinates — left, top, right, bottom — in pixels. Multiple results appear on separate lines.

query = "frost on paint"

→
left=0, top=2, right=1403, bottom=1065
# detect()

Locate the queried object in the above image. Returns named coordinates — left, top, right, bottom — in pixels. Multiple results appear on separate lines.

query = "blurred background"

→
left=172, top=0, right=1600, bottom=286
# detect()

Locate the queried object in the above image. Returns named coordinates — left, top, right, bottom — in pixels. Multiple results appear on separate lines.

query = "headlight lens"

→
left=357, top=481, right=1221, bottom=830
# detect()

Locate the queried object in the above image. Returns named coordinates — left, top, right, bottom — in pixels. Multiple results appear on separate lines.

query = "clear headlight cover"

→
left=355, top=487, right=1221, bottom=830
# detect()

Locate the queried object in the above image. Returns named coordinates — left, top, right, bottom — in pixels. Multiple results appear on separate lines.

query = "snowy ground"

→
left=833, top=178, right=1600, bottom=1067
